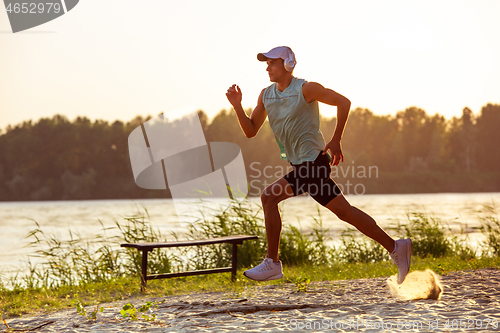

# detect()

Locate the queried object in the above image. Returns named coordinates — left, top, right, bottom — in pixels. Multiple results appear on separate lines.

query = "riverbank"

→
left=2, top=193, right=500, bottom=275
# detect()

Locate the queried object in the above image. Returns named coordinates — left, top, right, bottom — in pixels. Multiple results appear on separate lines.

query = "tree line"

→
left=0, top=103, right=499, bottom=201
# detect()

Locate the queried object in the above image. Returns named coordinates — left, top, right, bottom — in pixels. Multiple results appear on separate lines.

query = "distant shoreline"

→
left=1, top=189, right=500, bottom=203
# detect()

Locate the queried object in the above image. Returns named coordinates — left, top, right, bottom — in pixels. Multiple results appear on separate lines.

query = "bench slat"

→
left=147, top=267, right=233, bottom=280
left=121, top=235, right=258, bottom=250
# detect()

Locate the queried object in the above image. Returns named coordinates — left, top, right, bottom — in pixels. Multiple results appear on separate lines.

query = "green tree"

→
left=476, top=104, right=500, bottom=172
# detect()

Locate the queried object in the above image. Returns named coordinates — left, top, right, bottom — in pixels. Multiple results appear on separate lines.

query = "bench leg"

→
left=231, top=243, right=238, bottom=282
left=141, top=250, right=149, bottom=292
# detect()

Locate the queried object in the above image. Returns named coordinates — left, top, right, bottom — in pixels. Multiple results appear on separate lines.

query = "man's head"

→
left=257, top=46, right=296, bottom=82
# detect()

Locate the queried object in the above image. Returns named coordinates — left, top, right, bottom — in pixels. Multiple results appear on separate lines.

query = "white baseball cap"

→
left=257, top=46, right=296, bottom=71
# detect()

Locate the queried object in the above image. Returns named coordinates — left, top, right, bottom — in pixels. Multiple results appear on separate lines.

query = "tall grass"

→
left=399, top=212, right=452, bottom=257
left=479, top=204, right=500, bottom=257
left=337, top=229, right=388, bottom=263
left=1, top=199, right=497, bottom=292
left=116, top=213, right=180, bottom=275
left=398, top=211, right=478, bottom=260
left=182, top=199, right=266, bottom=270
left=9, top=211, right=180, bottom=291
left=21, top=221, right=120, bottom=289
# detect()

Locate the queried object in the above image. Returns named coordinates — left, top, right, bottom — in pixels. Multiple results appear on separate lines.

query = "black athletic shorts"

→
left=283, top=151, right=342, bottom=206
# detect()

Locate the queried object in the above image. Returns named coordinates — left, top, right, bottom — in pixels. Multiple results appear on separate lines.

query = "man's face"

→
left=266, top=58, right=287, bottom=82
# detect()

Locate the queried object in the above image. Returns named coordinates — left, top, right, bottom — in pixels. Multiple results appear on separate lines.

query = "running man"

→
left=225, top=46, right=412, bottom=284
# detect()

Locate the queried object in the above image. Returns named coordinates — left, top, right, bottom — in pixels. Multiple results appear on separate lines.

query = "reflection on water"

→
left=0, top=192, right=499, bottom=278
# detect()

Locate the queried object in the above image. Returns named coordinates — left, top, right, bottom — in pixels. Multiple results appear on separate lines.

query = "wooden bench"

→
left=121, top=235, right=258, bottom=291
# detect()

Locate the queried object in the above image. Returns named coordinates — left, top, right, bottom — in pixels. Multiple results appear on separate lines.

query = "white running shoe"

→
left=243, top=257, right=284, bottom=281
left=390, top=238, right=412, bottom=284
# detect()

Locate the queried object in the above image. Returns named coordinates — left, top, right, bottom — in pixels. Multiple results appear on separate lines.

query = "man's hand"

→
left=323, top=139, right=344, bottom=166
left=226, top=84, right=242, bottom=107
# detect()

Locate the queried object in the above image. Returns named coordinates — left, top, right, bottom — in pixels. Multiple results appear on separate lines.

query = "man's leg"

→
left=260, top=177, right=295, bottom=262
left=324, top=194, right=395, bottom=252
left=242, top=177, right=294, bottom=281
left=324, top=193, right=412, bottom=284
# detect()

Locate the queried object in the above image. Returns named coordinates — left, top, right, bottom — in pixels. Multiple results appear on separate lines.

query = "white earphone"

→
left=283, top=46, right=296, bottom=72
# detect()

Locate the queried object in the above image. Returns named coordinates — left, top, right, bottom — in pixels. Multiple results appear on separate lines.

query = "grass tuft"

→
left=480, top=204, right=500, bottom=256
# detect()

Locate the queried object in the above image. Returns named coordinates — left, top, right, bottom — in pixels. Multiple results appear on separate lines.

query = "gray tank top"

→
left=263, top=77, right=326, bottom=164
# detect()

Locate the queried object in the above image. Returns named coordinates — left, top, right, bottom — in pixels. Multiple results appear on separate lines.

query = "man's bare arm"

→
left=226, top=85, right=267, bottom=138
left=302, top=82, right=351, bottom=165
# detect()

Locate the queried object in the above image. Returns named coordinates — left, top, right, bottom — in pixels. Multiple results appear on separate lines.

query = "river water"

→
left=1, top=192, right=499, bottom=281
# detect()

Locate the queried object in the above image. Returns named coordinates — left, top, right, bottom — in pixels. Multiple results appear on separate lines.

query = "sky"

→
left=1, top=0, right=500, bottom=131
